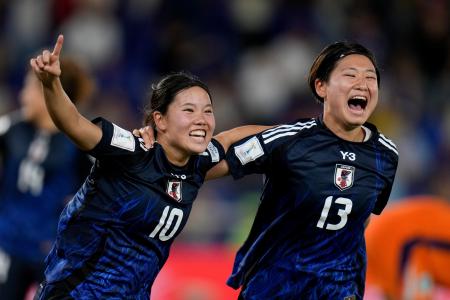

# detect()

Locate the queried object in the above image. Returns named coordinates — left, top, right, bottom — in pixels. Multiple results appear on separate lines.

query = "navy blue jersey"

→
left=225, top=117, right=398, bottom=299
left=0, top=113, right=91, bottom=262
left=41, top=118, right=224, bottom=299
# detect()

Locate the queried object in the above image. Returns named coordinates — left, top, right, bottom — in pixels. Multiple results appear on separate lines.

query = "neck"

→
left=158, top=139, right=190, bottom=167
left=323, top=115, right=365, bottom=142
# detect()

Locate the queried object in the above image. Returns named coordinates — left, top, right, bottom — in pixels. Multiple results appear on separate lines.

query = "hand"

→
left=30, top=34, right=64, bottom=86
left=133, top=126, right=156, bottom=149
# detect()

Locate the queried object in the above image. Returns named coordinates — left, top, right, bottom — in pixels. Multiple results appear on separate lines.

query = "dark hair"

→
left=59, top=58, right=94, bottom=105
left=143, top=71, right=212, bottom=128
left=308, top=41, right=380, bottom=103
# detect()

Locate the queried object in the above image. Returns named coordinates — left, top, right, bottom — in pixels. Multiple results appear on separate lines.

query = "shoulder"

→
left=376, top=132, right=398, bottom=157
left=89, top=117, right=149, bottom=161
left=367, top=123, right=399, bottom=163
left=0, top=111, right=24, bottom=136
left=260, top=118, right=317, bottom=145
left=196, top=138, right=225, bottom=168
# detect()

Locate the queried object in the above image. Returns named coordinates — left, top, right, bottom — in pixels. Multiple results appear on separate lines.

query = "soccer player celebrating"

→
left=219, top=42, right=399, bottom=299
left=30, top=35, right=268, bottom=299
left=122, top=41, right=399, bottom=299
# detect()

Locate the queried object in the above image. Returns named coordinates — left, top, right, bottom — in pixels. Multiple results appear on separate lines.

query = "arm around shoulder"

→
left=213, top=124, right=274, bottom=152
left=206, top=124, right=275, bottom=180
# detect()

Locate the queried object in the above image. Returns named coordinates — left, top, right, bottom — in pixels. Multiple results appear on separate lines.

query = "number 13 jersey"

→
left=225, top=117, right=398, bottom=294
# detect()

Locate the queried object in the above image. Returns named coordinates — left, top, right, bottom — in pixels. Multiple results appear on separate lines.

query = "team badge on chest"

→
left=167, top=180, right=182, bottom=202
left=334, top=164, right=355, bottom=191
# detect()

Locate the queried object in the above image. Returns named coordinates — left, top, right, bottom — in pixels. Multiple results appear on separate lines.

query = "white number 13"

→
left=317, top=196, right=352, bottom=230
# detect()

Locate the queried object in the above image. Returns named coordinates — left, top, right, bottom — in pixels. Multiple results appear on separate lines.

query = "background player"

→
left=0, top=57, right=93, bottom=300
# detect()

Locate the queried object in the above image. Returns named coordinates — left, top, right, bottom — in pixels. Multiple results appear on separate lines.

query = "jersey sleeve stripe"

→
left=263, top=122, right=317, bottom=144
left=378, top=138, right=399, bottom=155
left=379, top=134, right=397, bottom=149
left=262, top=120, right=316, bottom=138
left=264, top=131, right=299, bottom=144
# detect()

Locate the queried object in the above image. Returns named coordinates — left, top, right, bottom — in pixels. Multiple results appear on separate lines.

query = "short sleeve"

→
left=197, top=138, right=226, bottom=173
left=372, top=151, right=399, bottom=215
left=226, top=124, right=298, bottom=180
left=88, top=117, right=148, bottom=168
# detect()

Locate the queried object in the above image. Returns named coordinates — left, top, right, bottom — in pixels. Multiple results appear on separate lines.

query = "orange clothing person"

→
left=365, top=195, right=450, bottom=299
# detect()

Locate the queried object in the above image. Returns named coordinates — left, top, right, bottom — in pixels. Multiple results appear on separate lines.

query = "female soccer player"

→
left=0, top=58, right=93, bottom=300
left=120, top=41, right=399, bottom=299
left=30, top=35, right=268, bottom=299
left=219, top=41, right=399, bottom=299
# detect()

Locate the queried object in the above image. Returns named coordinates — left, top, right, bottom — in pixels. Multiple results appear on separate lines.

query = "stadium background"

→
left=0, top=0, right=449, bottom=299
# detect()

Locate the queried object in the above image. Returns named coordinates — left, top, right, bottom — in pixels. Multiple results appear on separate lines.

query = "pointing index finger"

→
left=52, top=34, right=64, bottom=57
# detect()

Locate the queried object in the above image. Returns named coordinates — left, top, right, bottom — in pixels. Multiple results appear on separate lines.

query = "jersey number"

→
left=317, top=196, right=352, bottom=230
left=149, top=206, right=184, bottom=241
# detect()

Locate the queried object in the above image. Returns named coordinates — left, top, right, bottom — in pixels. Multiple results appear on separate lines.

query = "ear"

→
left=153, top=111, right=167, bottom=131
left=315, top=79, right=327, bottom=99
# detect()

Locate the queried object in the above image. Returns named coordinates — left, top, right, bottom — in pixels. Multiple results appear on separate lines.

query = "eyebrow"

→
left=180, top=102, right=213, bottom=108
left=343, top=67, right=377, bottom=74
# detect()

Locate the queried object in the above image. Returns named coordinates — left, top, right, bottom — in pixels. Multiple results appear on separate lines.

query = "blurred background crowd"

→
left=0, top=0, right=449, bottom=299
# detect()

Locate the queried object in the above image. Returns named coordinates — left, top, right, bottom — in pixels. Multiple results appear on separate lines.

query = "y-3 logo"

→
left=340, top=151, right=356, bottom=161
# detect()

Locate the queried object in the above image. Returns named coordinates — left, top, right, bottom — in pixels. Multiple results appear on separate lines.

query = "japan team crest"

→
left=167, top=180, right=182, bottom=202
left=334, top=164, right=355, bottom=191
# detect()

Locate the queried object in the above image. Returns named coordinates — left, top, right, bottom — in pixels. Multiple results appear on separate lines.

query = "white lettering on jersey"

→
left=317, top=196, right=353, bottom=230
left=234, top=136, right=264, bottom=165
left=171, top=173, right=187, bottom=180
left=17, top=131, right=49, bottom=196
left=149, top=206, right=184, bottom=241
left=111, top=123, right=135, bottom=151
left=340, top=151, right=356, bottom=161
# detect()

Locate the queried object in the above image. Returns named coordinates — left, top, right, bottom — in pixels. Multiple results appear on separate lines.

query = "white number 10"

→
left=149, top=206, right=184, bottom=241
left=317, top=196, right=353, bottom=230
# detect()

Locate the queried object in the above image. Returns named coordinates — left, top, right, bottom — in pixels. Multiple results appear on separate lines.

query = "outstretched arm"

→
left=30, top=35, right=101, bottom=151
left=206, top=125, right=273, bottom=180
left=133, top=124, right=274, bottom=180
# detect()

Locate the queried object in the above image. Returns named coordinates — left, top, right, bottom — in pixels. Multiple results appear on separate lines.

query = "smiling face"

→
left=154, top=86, right=215, bottom=165
left=316, top=54, right=379, bottom=132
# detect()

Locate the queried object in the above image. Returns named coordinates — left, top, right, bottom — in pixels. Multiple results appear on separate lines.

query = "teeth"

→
left=190, top=130, right=206, bottom=137
left=351, top=96, right=367, bottom=101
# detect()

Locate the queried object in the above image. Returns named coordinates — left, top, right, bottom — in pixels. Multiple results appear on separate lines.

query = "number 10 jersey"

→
left=42, top=118, right=224, bottom=299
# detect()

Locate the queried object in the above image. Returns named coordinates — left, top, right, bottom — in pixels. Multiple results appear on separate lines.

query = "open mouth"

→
left=348, top=96, right=367, bottom=111
left=189, top=129, right=207, bottom=138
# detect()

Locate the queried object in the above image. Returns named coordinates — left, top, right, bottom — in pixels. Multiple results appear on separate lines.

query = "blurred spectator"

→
left=0, top=57, right=94, bottom=299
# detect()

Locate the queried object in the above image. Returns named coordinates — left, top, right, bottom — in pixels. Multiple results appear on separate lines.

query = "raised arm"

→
left=30, top=35, right=101, bottom=151
left=205, top=125, right=273, bottom=180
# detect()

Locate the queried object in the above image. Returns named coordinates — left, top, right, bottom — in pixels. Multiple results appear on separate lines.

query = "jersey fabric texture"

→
left=0, top=113, right=91, bottom=263
left=37, top=117, right=224, bottom=300
left=225, top=116, right=398, bottom=300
